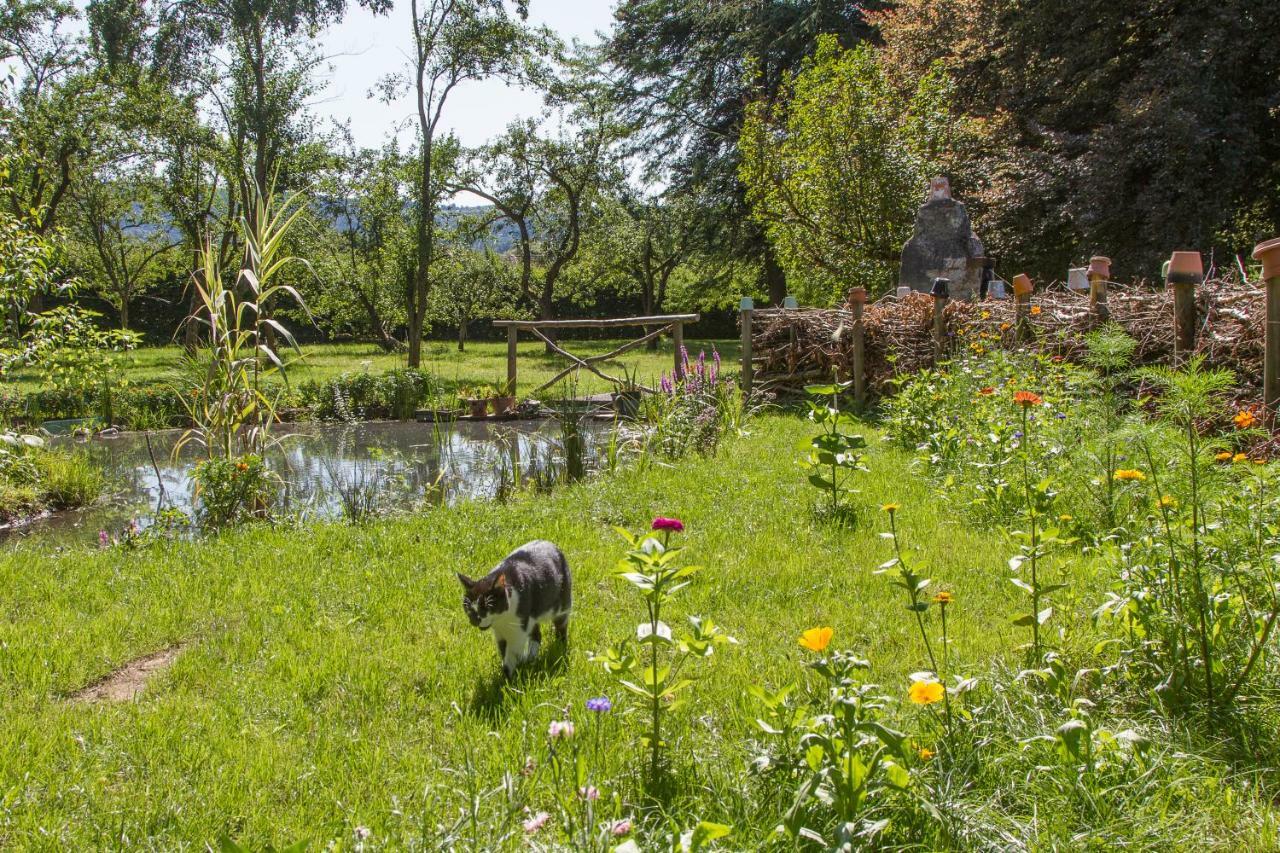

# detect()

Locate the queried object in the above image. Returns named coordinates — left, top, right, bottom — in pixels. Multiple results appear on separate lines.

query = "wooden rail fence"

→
left=492, top=314, right=701, bottom=396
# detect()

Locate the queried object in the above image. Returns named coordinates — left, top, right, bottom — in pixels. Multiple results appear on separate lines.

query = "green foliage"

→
left=741, top=38, right=955, bottom=302
left=298, top=369, right=442, bottom=422
left=591, top=523, right=733, bottom=786
left=34, top=449, right=105, bottom=510
left=192, top=454, right=275, bottom=528
left=800, top=382, right=868, bottom=520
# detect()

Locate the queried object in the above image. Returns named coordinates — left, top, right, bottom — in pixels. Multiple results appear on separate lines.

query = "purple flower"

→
left=578, top=785, right=600, bottom=801
left=1054, top=412, right=1067, bottom=419
left=586, top=696, right=612, bottom=713
left=98, top=530, right=109, bottom=548
left=612, top=819, right=632, bottom=837
left=1013, top=431, right=1024, bottom=440
left=651, top=517, right=684, bottom=533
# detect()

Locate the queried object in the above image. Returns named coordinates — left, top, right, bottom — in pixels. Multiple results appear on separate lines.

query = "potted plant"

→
left=459, top=386, right=489, bottom=419
left=491, top=379, right=517, bottom=416
left=612, top=365, right=644, bottom=418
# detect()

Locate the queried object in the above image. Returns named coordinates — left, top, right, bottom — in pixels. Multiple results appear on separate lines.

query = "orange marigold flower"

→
left=918, top=747, right=935, bottom=760
left=881, top=503, right=901, bottom=514
left=978, top=387, right=995, bottom=396
left=932, top=591, right=954, bottom=605
left=1013, top=390, right=1043, bottom=407
left=1234, top=409, right=1259, bottom=430
left=1114, top=469, right=1145, bottom=481
left=909, top=680, right=945, bottom=705
left=1030, top=305, right=1042, bottom=316
left=999, top=322, right=1012, bottom=332
left=798, top=627, right=834, bottom=653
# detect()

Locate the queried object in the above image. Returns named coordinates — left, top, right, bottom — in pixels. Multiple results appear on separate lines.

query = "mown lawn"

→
left=0, top=414, right=1271, bottom=848
left=6, top=338, right=741, bottom=400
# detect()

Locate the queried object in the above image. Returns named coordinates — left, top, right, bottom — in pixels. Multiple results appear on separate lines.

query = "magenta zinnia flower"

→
left=651, top=517, right=684, bottom=532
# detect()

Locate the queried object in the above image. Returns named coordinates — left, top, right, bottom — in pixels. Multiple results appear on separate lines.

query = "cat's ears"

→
left=493, top=573, right=507, bottom=589
left=456, top=572, right=474, bottom=590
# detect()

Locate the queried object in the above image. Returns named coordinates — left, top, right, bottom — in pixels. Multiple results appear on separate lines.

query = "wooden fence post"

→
left=1167, top=251, right=1203, bottom=365
left=672, top=320, right=685, bottom=379
left=506, top=326, right=518, bottom=395
left=1088, top=256, right=1111, bottom=321
left=931, top=277, right=950, bottom=359
left=1012, top=274, right=1034, bottom=341
left=1254, top=238, right=1280, bottom=415
left=739, top=297, right=754, bottom=396
left=848, top=287, right=867, bottom=408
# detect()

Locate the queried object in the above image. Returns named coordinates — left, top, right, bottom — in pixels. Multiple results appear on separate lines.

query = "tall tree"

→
left=740, top=38, right=955, bottom=303
left=66, top=171, right=181, bottom=329
left=874, top=0, right=1280, bottom=278
left=396, top=0, right=547, bottom=368
left=606, top=0, right=882, bottom=304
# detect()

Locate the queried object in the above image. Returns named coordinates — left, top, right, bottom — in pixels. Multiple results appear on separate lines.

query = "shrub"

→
left=192, top=454, right=276, bottom=528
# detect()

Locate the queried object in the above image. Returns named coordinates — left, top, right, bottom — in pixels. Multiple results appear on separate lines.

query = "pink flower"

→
left=522, top=811, right=550, bottom=833
left=98, top=530, right=109, bottom=548
left=579, top=785, right=599, bottom=801
left=547, top=720, right=575, bottom=740
left=651, top=517, right=684, bottom=533
left=612, top=819, right=632, bottom=836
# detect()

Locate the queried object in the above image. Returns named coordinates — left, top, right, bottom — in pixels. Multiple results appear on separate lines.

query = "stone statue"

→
left=898, top=177, right=986, bottom=300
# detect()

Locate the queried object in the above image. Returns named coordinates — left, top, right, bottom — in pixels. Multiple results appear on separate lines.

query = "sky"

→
left=312, top=0, right=619, bottom=150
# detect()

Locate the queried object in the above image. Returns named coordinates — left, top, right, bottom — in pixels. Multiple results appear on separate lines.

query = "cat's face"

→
left=457, top=572, right=510, bottom=629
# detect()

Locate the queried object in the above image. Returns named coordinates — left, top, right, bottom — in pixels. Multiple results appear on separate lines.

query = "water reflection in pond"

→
left=4, top=419, right=614, bottom=549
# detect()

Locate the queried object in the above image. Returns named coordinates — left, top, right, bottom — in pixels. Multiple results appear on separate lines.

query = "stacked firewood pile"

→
left=750, top=279, right=1264, bottom=397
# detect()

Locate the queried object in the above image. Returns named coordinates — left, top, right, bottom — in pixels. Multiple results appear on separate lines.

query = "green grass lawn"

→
left=7, top=338, right=742, bottom=400
left=1, top=414, right=1270, bottom=848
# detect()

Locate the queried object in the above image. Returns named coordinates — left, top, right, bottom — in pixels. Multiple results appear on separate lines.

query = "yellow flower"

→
left=1215, top=451, right=1234, bottom=462
left=999, top=322, right=1011, bottom=332
left=881, top=503, right=901, bottom=514
left=1234, top=409, right=1259, bottom=430
left=1233, top=453, right=1248, bottom=464
left=981, top=310, right=991, bottom=319
left=798, top=626, right=834, bottom=653
left=1059, top=514, right=1074, bottom=522
left=908, top=680, right=945, bottom=705
left=1255, top=458, right=1267, bottom=465
left=1157, top=494, right=1178, bottom=509
left=1114, top=469, right=1146, bottom=481
left=917, top=747, right=935, bottom=760
left=932, top=591, right=954, bottom=605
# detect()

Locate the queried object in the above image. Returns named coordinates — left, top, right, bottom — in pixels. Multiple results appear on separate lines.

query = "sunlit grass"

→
left=6, top=338, right=742, bottom=401
left=0, top=414, right=1270, bottom=847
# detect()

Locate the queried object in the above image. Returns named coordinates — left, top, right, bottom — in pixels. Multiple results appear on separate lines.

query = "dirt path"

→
left=70, top=645, right=183, bottom=702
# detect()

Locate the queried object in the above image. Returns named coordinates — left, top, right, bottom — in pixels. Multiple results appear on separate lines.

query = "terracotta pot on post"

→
left=466, top=397, right=489, bottom=419
left=1012, top=274, right=1034, bottom=342
left=1087, top=256, right=1111, bottom=321
left=930, top=278, right=950, bottom=360
left=1254, top=237, right=1280, bottom=416
left=1166, top=250, right=1203, bottom=364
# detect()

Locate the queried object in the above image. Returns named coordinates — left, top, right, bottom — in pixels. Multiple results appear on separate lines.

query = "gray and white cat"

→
left=457, top=540, right=572, bottom=677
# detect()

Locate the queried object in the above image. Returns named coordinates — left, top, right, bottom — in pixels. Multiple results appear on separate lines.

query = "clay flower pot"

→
left=1254, top=237, right=1280, bottom=281
left=492, top=395, right=516, bottom=415
left=465, top=398, right=489, bottom=418
left=1087, top=256, right=1111, bottom=279
left=1166, top=250, right=1203, bottom=284
left=847, top=287, right=867, bottom=305
left=1011, top=274, right=1034, bottom=296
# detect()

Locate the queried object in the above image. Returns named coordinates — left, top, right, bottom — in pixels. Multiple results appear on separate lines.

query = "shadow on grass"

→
left=467, top=639, right=571, bottom=721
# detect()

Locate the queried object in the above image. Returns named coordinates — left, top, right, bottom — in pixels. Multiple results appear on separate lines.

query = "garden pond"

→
left=1, top=418, right=615, bottom=548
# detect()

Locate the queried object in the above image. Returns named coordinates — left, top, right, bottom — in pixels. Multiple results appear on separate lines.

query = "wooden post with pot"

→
left=1012, top=274, right=1034, bottom=342
left=931, top=277, right=950, bottom=359
left=506, top=325, right=519, bottom=396
left=1088, top=256, right=1111, bottom=322
left=1166, top=250, right=1203, bottom=365
left=739, top=297, right=754, bottom=397
left=1254, top=238, right=1280, bottom=416
left=672, top=319, right=685, bottom=379
left=848, top=287, right=867, bottom=408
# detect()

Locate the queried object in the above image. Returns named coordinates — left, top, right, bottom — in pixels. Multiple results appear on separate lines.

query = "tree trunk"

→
left=119, top=298, right=129, bottom=331
left=540, top=294, right=556, bottom=354
left=457, top=319, right=467, bottom=352
left=764, top=245, right=787, bottom=306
